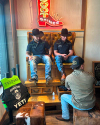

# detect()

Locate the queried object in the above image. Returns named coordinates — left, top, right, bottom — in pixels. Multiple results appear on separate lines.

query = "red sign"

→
left=37, top=0, right=63, bottom=27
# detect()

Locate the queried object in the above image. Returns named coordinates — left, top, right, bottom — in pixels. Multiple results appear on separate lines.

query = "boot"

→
left=29, top=78, right=38, bottom=85
left=46, top=77, right=52, bottom=85
left=61, top=74, right=66, bottom=84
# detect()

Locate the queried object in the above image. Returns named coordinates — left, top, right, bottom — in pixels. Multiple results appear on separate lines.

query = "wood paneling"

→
left=50, top=0, right=82, bottom=29
left=81, top=0, right=87, bottom=29
left=15, top=0, right=83, bottom=29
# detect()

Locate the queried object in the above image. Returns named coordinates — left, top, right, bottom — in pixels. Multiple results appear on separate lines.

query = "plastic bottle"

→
left=52, top=92, right=55, bottom=100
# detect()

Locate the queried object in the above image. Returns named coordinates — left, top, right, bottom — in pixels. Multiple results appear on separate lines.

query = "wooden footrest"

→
left=25, top=79, right=61, bottom=87
left=25, top=79, right=65, bottom=95
left=73, top=105, right=100, bottom=125
left=16, top=101, right=46, bottom=125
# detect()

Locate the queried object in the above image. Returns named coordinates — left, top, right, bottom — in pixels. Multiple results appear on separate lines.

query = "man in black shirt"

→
left=26, top=29, right=52, bottom=84
left=54, top=28, right=77, bottom=84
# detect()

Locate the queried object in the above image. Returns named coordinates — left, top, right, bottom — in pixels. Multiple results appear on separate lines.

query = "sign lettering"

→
left=37, top=0, right=63, bottom=27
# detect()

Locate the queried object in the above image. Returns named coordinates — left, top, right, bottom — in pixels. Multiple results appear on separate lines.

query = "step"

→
left=25, top=79, right=62, bottom=87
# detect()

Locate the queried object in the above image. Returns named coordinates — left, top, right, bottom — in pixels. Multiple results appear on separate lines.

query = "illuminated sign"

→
left=37, top=0, right=63, bottom=27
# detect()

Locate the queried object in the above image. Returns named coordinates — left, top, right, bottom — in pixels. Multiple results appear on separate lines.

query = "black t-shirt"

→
left=54, top=39, right=72, bottom=54
left=26, top=39, right=50, bottom=55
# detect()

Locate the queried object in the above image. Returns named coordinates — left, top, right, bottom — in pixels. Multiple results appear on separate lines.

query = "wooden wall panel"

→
left=16, top=0, right=33, bottom=29
left=15, top=0, right=82, bottom=29
left=81, top=0, right=87, bottom=29
left=50, top=0, right=82, bottom=29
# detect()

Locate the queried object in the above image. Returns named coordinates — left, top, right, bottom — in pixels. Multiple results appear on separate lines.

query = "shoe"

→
left=61, top=79, right=65, bottom=84
left=46, top=77, right=52, bottom=85
left=29, top=78, right=38, bottom=85
left=55, top=115, right=70, bottom=121
left=61, top=74, right=66, bottom=80
left=61, top=74, right=66, bottom=84
left=29, top=78, right=38, bottom=81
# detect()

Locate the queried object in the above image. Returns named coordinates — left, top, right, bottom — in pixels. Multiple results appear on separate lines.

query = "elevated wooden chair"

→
left=51, top=32, right=76, bottom=80
left=25, top=31, right=76, bottom=95
left=26, top=32, right=51, bottom=81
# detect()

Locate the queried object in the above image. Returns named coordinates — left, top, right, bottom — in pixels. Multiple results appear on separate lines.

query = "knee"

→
left=45, top=56, right=52, bottom=64
left=55, top=55, right=62, bottom=61
left=30, top=60, right=34, bottom=65
left=61, top=94, right=66, bottom=100
left=74, top=55, right=78, bottom=58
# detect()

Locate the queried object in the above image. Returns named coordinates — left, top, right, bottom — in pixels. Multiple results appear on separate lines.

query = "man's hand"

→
left=29, top=56, right=33, bottom=61
left=61, top=54, right=68, bottom=60
left=61, top=54, right=67, bottom=57
left=63, top=55, right=69, bottom=60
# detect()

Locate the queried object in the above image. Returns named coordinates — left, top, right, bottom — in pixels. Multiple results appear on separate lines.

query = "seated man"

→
left=54, top=28, right=77, bottom=84
left=26, top=28, right=52, bottom=84
left=56, top=57, right=96, bottom=121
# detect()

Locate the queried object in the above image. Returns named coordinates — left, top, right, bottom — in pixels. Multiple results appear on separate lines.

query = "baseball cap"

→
left=70, top=57, right=84, bottom=69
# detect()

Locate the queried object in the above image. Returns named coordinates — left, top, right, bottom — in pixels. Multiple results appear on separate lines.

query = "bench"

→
left=73, top=104, right=100, bottom=125
left=16, top=101, right=46, bottom=125
left=26, top=31, right=76, bottom=80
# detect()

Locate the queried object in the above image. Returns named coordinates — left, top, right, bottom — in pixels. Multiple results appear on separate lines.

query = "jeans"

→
left=55, top=55, right=77, bottom=72
left=61, top=94, right=92, bottom=120
left=30, top=55, right=52, bottom=80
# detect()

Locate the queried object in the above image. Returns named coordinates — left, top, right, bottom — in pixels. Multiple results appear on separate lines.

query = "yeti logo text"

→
left=14, top=99, right=26, bottom=109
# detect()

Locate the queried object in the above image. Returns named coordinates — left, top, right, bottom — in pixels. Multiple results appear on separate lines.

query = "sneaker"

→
left=55, top=115, right=70, bottom=121
left=46, top=77, right=52, bottom=85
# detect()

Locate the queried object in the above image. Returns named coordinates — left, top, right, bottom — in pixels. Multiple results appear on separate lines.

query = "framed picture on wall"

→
left=92, top=61, right=100, bottom=86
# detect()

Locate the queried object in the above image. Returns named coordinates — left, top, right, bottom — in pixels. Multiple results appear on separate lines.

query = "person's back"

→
left=56, top=57, right=96, bottom=121
left=65, top=69, right=96, bottom=109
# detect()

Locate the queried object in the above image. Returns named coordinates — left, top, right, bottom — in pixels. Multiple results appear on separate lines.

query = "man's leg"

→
left=55, top=94, right=71, bottom=121
left=30, top=55, right=41, bottom=81
left=55, top=55, right=63, bottom=72
left=42, top=55, right=52, bottom=80
left=55, top=55, right=66, bottom=83
left=57, top=94, right=93, bottom=121
left=61, top=94, right=72, bottom=120
left=65, top=55, right=78, bottom=63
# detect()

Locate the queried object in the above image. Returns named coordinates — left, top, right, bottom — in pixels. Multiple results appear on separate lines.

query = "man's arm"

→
left=65, top=77, right=71, bottom=90
left=48, top=47, right=52, bottom=56
left=68, top=50, right=73, bottom=57
left=63, top=50, right=73, bottom=60
left=54, top=50, right=67, bottom=57
left=26, top=51, right=33, bottom=61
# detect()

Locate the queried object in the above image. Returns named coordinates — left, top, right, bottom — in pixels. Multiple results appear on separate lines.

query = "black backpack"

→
left=1, top=75, right=30, bottom=110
